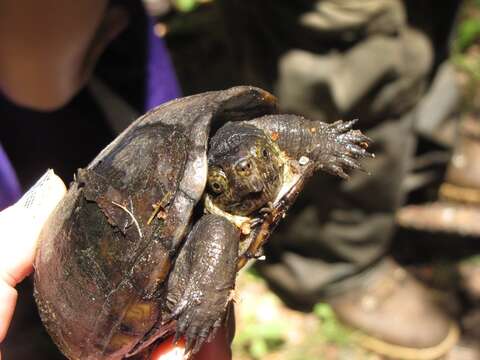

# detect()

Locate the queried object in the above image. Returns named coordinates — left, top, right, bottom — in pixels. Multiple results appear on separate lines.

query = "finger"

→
left=150, top=336, right=185, bottom=360
left=192, top=325, right=232, bottom=360
left=149, top=303, right=234, bottom=360
left=149, top=323, right=233, bottom=360
left=0, top=277, right=16, bottom=344
left=0, top=170, right=66, bottom=342
left=0, top=169, right=66, bottom=284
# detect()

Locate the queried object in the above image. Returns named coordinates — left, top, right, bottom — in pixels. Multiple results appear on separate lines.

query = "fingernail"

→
left=17, top=170, right=55, bottom=209
left=15, top=170, right=66, bottom=224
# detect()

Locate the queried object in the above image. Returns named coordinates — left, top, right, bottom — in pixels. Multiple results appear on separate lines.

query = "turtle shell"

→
left=34, top=86, right=277, bottom=360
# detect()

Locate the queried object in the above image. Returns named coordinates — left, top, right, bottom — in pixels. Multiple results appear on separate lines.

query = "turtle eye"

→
left=208, top=169, right=228, bottom=194
left=256, top=144, right=271, bottom=160
left=211, top=182, right=223, bottom=193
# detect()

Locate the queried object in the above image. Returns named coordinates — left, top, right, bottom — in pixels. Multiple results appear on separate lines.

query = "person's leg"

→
left=257, top=93, right=458, bottom=359
left=257, top=109, right=415, bottom=309
left=219, top=0, right=458, bottom=356
left=255, top=20, right=458, bottom=358
left=257, top=23, right=431, bottom=308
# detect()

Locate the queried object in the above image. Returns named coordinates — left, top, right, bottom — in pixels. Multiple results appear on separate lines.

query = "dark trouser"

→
left=219, top=0, right=433, bottom=310
left=252, top=33, right=429, bottom=310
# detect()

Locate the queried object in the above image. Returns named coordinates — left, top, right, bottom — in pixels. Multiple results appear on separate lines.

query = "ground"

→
left=232, top=264, right=480, bottom=360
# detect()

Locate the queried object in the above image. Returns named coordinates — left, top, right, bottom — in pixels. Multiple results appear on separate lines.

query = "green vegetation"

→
left=313, top=303, right=353, bottom=346
left=232, top=273, right=289, bottom=359
left=461, top=254, right=480, bottom=265
left=172, top=0, right=212, bottom=13
left=233, top=272, right=362, bottom=360
left=234, top=320, right=288, bottom=359
left=454, top=0, right=480, bottom=52
left=173, top=0, right=198, bottom=12
left=451, top=0, right=480, bottom=109
left=456, top=18, right=480, bottom=52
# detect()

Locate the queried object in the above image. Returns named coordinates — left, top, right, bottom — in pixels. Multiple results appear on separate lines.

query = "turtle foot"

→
left=318, top=120, right=374, bottom=178
left=169, top=291, right=228, bottom=354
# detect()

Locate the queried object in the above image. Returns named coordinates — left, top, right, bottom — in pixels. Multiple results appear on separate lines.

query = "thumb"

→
left=0, top=169, right=66, bottom=342
left=0, top=169, right=66, bottom=285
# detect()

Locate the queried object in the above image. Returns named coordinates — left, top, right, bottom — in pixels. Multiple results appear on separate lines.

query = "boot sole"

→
left=353, top=322, right=459, bottom=360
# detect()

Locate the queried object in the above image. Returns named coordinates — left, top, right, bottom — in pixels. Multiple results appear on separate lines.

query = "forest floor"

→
left=232, top=262, right=480, bottom=360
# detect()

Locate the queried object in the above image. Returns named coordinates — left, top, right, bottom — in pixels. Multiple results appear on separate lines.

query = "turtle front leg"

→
left=165, top=214, right=240, bottom=354
left=247, top=115, right=374, bottom=178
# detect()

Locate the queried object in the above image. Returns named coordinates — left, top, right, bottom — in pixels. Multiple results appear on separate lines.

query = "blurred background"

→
left=2, top=0, right=480, bottom=359
left=151, top=1, right=480, bottom=358
left=224, top=0, right=480, bottom=358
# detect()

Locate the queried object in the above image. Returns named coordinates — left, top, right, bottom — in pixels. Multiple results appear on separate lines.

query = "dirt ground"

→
left=233, top=261, right=480, bottom=360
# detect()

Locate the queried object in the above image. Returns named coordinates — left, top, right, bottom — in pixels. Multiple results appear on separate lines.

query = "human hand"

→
left=0, top=170, right=232, bottom=360
left=0, top=170, right=66, bottom=355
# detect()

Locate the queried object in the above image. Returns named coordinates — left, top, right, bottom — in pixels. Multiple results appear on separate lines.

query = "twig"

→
left=111, top=201, right=143, bottom=239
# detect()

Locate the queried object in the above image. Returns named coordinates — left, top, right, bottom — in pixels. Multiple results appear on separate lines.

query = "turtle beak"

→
left=234, top=157, right=265, bottom=195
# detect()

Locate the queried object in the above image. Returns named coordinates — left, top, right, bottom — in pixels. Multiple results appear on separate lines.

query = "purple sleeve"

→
left=0, top=143, right=21, bottom=210
left=145, top=17, right=182, bottom=111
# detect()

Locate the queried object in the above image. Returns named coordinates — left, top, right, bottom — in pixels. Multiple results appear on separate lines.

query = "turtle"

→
left=34, top=86, right=373, bottom=360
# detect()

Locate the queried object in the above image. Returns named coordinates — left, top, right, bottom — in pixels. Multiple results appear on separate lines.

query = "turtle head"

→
left=207, top=122, right=283, bottom=216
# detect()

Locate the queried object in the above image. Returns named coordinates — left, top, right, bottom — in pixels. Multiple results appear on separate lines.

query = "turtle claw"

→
left=259, top=201, right=274, bottom=216
left=249, top=217, right=263, bottom=227
left=162, top=298, right=187, bottom=326
left=330, top=118, right=358, bottom=133
left=171, top=298, right=223, bottom=355
left=328, top=164, right=349, bottom=179
left=316, top=119, right=374, bottom=178
left=337, top=129, right=372, bottom=146
left=338, top=154, right=361, bottom=170
left=345, top=143, right=372, bottom=158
